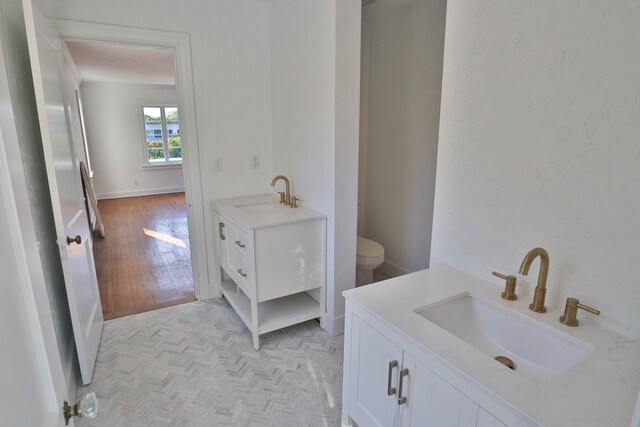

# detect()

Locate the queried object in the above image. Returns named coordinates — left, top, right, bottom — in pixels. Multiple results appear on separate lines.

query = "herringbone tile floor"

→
left=77, top=299, right=344, bottom=426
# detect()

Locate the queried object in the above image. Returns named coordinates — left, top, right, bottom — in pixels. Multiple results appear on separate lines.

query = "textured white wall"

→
left=360, top=0, right=446, bottom=275
left=270, top=0, right=335, bottom=212
left=270, top=0, right=360, bottom=335
left=80, top=81, right=185, bottom=199
left=431, top=0, right=640, bottom=339
left=38, top=0, right=274, bottom=286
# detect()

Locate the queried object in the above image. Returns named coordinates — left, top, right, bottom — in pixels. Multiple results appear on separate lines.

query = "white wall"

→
left=432, top=0, right=640, bottom=339
left=270, top=0, right=360, bottom=335
left=359, top=0, right=446, bottom=276
left=80, top=81, right=184, bottom=199
left=38, top=0, right=274, bottom=287
left=270, top=0, right=336, bottom=210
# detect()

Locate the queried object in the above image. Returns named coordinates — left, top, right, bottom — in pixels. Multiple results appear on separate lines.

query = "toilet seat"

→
left=356, top=236, right=384, bottom=268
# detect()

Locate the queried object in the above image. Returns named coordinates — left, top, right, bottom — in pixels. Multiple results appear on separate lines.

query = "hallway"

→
left=93, top=192, right=195, bottom=319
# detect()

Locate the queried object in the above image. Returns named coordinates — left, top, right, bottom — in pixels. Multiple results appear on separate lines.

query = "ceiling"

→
left=64, top=40, right=176, bottom=86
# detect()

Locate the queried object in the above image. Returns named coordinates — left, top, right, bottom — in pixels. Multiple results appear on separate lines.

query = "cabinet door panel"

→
left=399, top=353, right=478, bottom=427
left=254, top=220, right=324, bottom=301
left=350, top=315, right=404, bottom=427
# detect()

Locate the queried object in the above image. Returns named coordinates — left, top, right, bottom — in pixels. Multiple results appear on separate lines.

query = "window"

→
left=142, top=105, right=182, bottom=165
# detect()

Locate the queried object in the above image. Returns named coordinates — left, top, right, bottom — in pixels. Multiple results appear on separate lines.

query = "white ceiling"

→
left=64, top=40, right=176, bottom=86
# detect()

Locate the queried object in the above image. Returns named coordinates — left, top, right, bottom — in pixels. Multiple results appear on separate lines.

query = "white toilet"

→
left=356, top=236, right=385, bottom=286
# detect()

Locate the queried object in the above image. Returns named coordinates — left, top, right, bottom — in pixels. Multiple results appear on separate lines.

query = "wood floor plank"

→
left=93, top=192, right=195, bottom=319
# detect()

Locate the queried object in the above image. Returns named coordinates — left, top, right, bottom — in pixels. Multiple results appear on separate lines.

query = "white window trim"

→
left=138, top=100, right=183, bottom=168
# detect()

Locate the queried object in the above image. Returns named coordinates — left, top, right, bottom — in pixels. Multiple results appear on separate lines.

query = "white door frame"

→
left=0, top=42, right=69, bottom=425
left=51, top=19, right=212, bottom=300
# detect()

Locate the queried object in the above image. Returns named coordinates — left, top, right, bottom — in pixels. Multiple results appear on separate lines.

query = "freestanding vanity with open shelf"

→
left=213, top=194, right=326, bottom=350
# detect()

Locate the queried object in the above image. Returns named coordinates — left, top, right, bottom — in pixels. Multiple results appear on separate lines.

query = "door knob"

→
left=66, top=235, right=81, bottom=245
left=63, top=392, right=98, bottom=425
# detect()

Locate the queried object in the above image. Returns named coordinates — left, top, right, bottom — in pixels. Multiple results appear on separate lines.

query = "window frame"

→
left=139, top=102, right=183, bottom=169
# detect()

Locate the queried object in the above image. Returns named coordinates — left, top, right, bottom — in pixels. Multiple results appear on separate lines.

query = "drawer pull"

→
left=237, top=268, right=247, bottom=278
left=387, top=360, right=398, bottom=396
left=218, top=222, right=226, bottom=240
left=235, top=240, right=246, bottom=248
left=397, top=368, right=409, bottom=405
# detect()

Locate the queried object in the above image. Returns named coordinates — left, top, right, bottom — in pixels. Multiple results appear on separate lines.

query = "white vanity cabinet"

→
left=346, top=314, right=480, bottom=427
left=343, top=266, right=640, bottom=427
left=213, top=195, right=326, bottom=350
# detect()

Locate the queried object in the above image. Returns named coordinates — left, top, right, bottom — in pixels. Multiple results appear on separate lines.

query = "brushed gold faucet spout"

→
left=519, top=247, right=549, bottom=313
left=271, top=175, right=291, bottom=206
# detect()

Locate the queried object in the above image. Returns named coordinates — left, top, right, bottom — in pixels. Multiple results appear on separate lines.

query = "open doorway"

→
left=357, top=0, right=446, bottom=285
left=64, top=40, right=195, bottom=319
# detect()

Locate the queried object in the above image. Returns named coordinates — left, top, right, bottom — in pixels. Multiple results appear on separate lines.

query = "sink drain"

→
left=495, top=355, right=515, bottom=370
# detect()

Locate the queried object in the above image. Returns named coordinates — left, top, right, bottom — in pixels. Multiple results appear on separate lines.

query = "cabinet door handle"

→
left=237, top=268, right=247, bottom=278
left=387, top=360, right=398, bottom=396
left=219, top=222, right=226, bottom=240
left=235, top=240, right=245, bottom=248
left=397, top=368, right=409, bottom=405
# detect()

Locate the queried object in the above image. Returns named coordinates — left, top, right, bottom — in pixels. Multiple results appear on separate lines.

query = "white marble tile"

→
left=77, top=299, right=343, bottom=426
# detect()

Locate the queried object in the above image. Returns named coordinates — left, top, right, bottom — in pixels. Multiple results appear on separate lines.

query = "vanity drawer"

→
left=231, top=227, right=249, bottom=257
left=223, top=220, right=252, bottom=297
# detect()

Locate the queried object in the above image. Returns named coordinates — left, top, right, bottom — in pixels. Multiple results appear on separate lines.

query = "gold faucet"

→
left=519, top=247, right=550, bottom=313
left=271, top=175, right=291, bottom=206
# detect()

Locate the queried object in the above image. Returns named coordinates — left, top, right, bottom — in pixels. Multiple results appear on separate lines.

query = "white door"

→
left=349, top=315, right=404, bottom=427
left=399, top=353, right=479, bottom=427
left=22, top=0, right=103, bottom=385
left=0, top=70, right=67, bottom=425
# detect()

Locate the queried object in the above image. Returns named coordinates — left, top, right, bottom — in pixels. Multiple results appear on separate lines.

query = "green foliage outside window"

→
left=168, top=135, right=182, bottom=159
left=147, top=136, right=181, bottom=160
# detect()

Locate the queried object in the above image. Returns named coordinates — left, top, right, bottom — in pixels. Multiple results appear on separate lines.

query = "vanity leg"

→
left=251, top=298, right=259, bottom=350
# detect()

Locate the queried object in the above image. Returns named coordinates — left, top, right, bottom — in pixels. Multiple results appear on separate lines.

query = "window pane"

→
left=144, top=107, right=164, bottom=161
left=166, top=107, right=181, bottom=161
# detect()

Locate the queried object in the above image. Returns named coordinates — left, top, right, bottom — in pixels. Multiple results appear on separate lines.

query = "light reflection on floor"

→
left=143, top=227, right=187, bottom=248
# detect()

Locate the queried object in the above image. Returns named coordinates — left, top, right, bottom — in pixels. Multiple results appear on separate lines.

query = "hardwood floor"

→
left=93, top=193, right=195, bottom=320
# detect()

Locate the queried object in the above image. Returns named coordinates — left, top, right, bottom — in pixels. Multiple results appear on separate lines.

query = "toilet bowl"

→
left=356, top=236, right=385, bottom=287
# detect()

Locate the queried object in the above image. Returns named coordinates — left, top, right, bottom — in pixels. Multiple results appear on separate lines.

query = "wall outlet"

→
left=213, top=156, right=223, bottom=172
left=250, top=154, right=260, bottom=170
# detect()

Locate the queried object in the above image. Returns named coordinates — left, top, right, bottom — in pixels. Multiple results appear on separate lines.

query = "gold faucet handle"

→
left=291, top=196, right=299, bottom=208
left=492, top=271, right=517, bottom=301
left=559, top=297, right=600, bottom=327
left=278, top=192, right=286, bottom=204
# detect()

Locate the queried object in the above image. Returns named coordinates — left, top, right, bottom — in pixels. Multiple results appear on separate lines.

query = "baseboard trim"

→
left=379, top=260, right=410, bottom=278
left=97, top=186, right=185, bottom=200
left=325, top=314, right=345, bottom=337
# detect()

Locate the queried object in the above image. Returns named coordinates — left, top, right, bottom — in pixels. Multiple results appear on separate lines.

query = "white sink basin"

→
left=236, top=203, right=286, bottom=216
left=415, top=293, right=594, bottom=382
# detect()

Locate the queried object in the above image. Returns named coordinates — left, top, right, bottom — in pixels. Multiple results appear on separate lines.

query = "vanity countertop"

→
left=343, top=266, right=640, bottom=427
left=213, top=194, right=325, bottom=229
